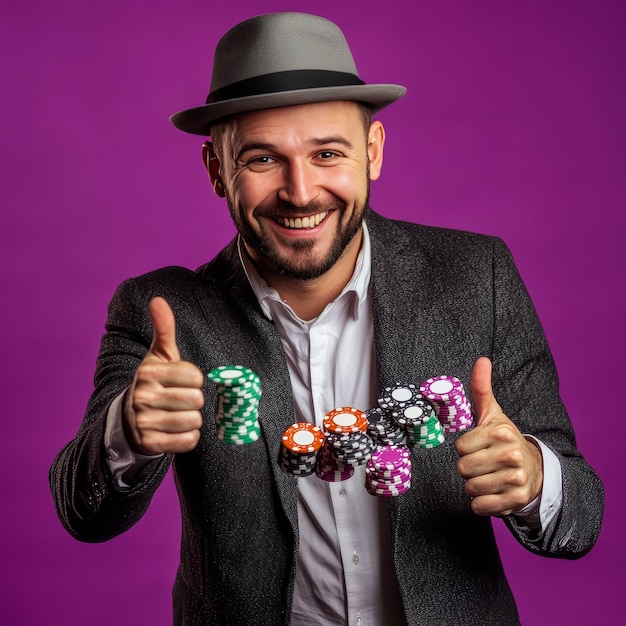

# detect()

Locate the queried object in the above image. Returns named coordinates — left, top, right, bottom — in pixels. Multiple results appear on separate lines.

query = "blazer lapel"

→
left=194, top=242, right=300, bottom=534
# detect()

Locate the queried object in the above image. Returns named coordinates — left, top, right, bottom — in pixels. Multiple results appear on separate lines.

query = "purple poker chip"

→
left=420, top=376, right=464, bottom=402
left=369, top=445, right=411, bottom=471
left=435, top=401, right=472, bottom=415
left=316, top=463, right=355, bottom=482
left=442, top=417, right=473, bottom=432
left=366, top=474, right=412, bottom=490
left=365, top=480, right=411, bottom=497
left=365, top=463, right=411, bottom=480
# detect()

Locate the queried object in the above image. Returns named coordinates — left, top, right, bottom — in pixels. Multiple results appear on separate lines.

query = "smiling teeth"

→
left=281, top=211, right=328, bottom=229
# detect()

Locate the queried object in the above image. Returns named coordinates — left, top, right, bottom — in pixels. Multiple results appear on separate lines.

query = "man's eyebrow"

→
left=311, top=136, right=354, bottom=149
left=235, top=136, right=355, bottom=160
left=236, top=142, right=278, bottom=160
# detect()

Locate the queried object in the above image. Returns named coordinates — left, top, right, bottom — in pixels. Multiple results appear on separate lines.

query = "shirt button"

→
left=355, top=613, right=362, bottom=624
left=339, top=488, right=346, bottom=497
left=352, top=551, right=359, bottom=565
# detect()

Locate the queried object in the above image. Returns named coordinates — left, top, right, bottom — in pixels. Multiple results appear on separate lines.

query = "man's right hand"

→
left=123, top=296, right=204, bottom=455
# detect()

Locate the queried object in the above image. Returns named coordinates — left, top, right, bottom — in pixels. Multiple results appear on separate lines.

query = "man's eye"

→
left=318, top=151, right=337, bottom=159
left=251, top=156, right=273, bottom=164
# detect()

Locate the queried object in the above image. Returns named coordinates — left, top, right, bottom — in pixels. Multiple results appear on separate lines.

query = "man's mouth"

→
left=275, top=211, right=329, bottom=230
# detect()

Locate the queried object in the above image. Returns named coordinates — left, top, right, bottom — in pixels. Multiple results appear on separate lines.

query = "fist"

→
left=123, top=297, right=204, bottom=455
left=455, top=357, right=543, bottom=517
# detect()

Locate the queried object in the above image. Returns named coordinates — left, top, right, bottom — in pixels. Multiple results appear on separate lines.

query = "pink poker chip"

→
left=369, top=445, right=411, bottom=471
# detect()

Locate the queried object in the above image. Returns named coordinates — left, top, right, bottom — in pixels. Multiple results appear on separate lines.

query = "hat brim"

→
left=170, top=84, right=406, bottom=136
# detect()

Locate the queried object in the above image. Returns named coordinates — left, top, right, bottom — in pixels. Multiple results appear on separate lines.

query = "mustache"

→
left=254, top=198, right=345, bottom=218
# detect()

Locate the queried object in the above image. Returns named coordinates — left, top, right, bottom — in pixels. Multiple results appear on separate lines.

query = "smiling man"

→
left=50, top=12, right=604, bottom=626
left=206, top=100, right=382, bottom=318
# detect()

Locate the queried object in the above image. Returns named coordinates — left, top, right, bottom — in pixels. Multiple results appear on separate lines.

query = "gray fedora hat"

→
left=170, top=12, right=407, bottom=135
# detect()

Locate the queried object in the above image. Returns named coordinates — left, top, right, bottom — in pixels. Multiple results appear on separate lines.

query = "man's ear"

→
left=367, top=121, right=385, bottom=181
left=202, top=141, right=225, bottom=197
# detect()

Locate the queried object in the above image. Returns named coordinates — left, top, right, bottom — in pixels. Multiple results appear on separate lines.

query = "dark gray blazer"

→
left=50, top=210, right=604, bottom=625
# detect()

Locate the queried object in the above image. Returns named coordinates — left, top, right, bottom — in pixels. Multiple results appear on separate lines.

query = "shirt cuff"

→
left=104, top=390, right=164, bottom=490
left=512, top=435, right=563, bottom=534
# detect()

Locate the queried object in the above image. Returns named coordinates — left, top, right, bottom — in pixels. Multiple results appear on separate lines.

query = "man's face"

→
left=212, top=101, right=384, bottom=282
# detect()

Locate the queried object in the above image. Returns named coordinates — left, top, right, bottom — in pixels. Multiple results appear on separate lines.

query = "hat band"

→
left=206, top=70, right=365, bottom=104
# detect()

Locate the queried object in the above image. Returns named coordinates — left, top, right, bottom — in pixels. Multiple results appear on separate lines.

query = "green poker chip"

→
left=208, top=364, right=262, bottom=446
left=208, top=366, right=259, bottom=387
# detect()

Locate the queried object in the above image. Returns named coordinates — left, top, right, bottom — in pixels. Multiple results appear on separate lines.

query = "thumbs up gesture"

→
left=123, top=297, right=204, bottom=455
left=455, top=357, right=544, bottom=517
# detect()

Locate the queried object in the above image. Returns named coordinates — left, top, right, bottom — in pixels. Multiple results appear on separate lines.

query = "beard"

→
left=225, top=191, right=369, bottom=281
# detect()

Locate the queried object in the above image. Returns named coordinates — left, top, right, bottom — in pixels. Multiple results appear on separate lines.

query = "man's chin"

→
left=259, top=253, right=331, bottom=281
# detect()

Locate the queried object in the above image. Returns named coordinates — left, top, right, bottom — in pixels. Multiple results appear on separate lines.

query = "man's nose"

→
left=277, top=161, right=320, bottom=208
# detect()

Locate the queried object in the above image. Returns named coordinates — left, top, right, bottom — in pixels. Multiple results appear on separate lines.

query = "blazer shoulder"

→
left=367, top=209, right=501, bottom=244
left=366, top=209, right=511, bottom=271
left=115, top=238, right=241, bottom=297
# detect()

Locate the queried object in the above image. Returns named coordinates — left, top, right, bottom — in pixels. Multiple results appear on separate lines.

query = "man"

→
left=50, top=12, right=604, bottom=625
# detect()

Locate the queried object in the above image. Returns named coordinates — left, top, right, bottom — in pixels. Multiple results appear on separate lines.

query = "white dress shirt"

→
left=241, top=225, right=404, bottom=625
left=105, top=222, right=563, bottom=624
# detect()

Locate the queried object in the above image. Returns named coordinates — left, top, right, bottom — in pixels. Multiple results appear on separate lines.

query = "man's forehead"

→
left=221, top=101, right=366, bottom=145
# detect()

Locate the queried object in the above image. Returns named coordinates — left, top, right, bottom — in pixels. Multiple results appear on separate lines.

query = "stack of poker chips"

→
left=378, top=383, right=445, bottom=449
left=280, top=422, right=325, bottom=476
left=327, top=431, right=375, bottom=467
left=317, top=407, right=371, bottom=482
left=365, top=407, right=407, bottom=447
left=365, top=445, right=412, bottom=497
left=419, top=375, right=473, bottom=433
left=207, top=365, right=262, bottom=444
left=392, top=402, right=444, bottom=448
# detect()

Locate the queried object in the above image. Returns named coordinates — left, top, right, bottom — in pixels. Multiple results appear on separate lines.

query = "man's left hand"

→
left=455, top=357, right=543, bottom=517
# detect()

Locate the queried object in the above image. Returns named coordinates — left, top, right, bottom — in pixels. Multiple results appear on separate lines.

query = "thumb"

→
left=470, top=356, right=501, bottom=426
left=148, top=296, right=180, bottom=361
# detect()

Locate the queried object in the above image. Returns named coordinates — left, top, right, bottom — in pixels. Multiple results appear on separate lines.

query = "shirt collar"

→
left=238, top=221, right=372, bottom=323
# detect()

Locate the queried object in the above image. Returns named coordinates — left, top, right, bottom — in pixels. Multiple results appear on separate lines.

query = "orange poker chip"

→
left=282, top=423, right=325, bottom=453
left=323, top=407, right=368, bottom=434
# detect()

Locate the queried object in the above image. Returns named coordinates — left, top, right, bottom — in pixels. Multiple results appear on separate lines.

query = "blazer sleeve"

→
left=488, top=238, right=604, bottom=557
left=49, top=278, right=172, bottom=542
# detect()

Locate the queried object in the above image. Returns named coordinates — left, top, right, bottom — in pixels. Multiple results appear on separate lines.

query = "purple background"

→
left=2, top=0, right=624, bottom=623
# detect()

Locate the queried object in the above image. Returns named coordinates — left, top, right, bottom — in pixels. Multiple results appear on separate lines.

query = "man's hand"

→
left=123, top=296, right=204, bottom=455
left=455, top=357, right=543, bottom=516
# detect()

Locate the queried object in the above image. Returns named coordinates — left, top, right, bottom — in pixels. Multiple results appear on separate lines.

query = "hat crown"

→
left=170, top=12, right=406, bottom=135
left=210, top=13, right=360, bottom=93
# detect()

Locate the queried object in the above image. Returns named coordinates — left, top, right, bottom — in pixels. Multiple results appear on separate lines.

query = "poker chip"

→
left=365, top=445, right=412, bottom=497
left=419, top=376, right=463, bottom=401
left=367, top=474, right=411, bottom=488
left=323, top=407, right=368, bottom=434
left=406, top=419, right=445, bottom=448
left=279, top=422, right=325, bottom=477
left=367, top=468, right=411, bottom=483
left=370, top=446, right=411, bottom=471
left=316, top=445, right=355, bottom=482
left=419, top=375, right=473, bottom=433
left=322, top=430, right=374, bottom=468
left=208, top=365, right=259, bottom=387
left=282, top=423, right=325, bottom=453
left=208, top=365, right=262, bottom=445
left=365, top=407, right=407, bottom=446
left=366, top=482, right=411, bottom=497
left=378, top=383, right=423, bottom=410
left=391, top=402, right=435, bottom=427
